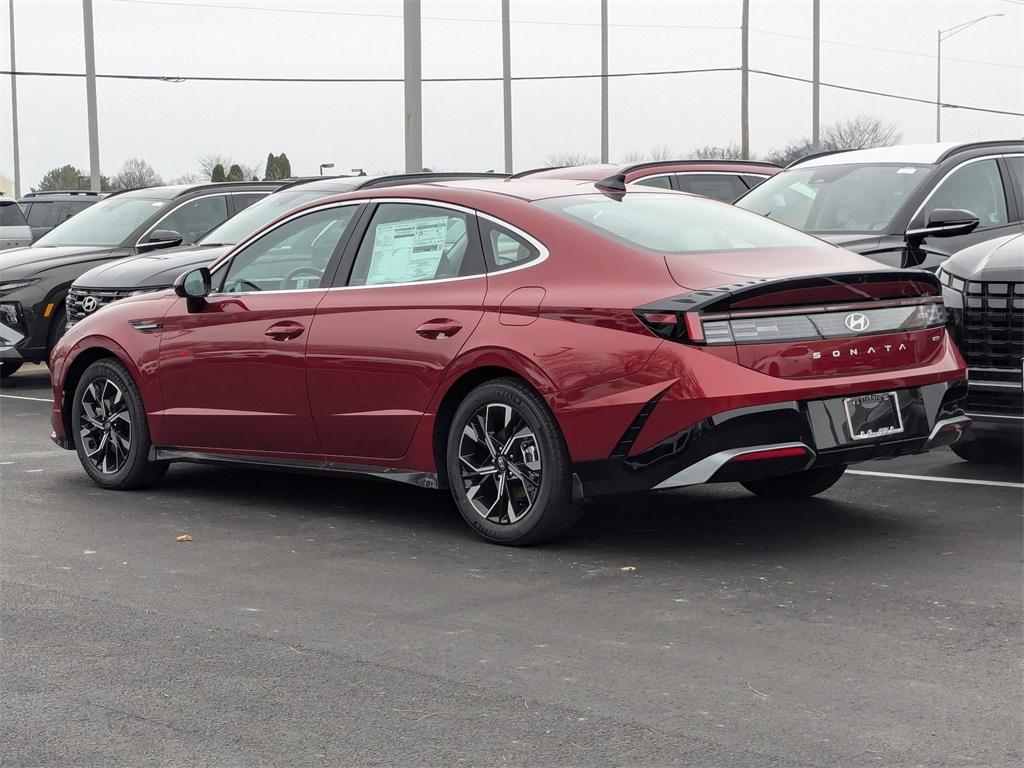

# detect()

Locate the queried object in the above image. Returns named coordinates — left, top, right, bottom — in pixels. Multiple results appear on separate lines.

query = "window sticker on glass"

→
left=366, top=216, right=449, bottom=285
left=790, top=181, right=817, bottom=199
left=896, top=167, right=918, bottom=174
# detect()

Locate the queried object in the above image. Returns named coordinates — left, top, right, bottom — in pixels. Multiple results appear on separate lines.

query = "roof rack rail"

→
left=506, top=166, right=568, bottom=180
left=20, top=189, right=106, bottom=198
left=936, top=140, right=1024, bottom=164
left=785, top=149, right=847, bottom=169
left=359, top=171, right=508, bottom=189
left=618, top=159, right=781, bottom=175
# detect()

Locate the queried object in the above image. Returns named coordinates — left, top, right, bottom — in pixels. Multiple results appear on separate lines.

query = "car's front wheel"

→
left=71, top=359, right=168, bottom=489
left=446, top=378, right=582, bottom=545
left=741, top=464, right=847, bottom=501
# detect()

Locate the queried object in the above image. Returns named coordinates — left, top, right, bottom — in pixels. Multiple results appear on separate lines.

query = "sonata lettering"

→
left=812, top=342, right=908, bottom=360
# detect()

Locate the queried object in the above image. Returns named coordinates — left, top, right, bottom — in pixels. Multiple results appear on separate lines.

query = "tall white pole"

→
left=600, top=0, right=608, bottom=164
left=82, top=0, right=100, bottom=190
left=501, top=0, right=512, bottom=173
left=740, top=0, right=749, bottom=158
left=8, top=0, right=20, bottom=197
left=403, top=0, right=422, bottom=173
left=935, top=31, right=942, bottom=141
left=811, top=0, right=820, bottom=151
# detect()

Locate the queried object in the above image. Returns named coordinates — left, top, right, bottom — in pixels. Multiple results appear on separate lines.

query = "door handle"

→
left=264, top=321, right=305, bottom=341
left=415, top=318, right=463, bottom=340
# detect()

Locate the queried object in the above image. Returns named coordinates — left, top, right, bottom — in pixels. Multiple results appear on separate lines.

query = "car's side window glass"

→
left=634, top=175, right=672, bottom=190
left=221, top=205, right=357, bottom=293
left=348, top=203, right=482, bottom=286
left=26, top=201, right=55, bottom=227
left=1005, top=156, right=1023, bottom=203
left=673, top=174, right=748, bottom=202
left=741, top=174, right=769, bottom=190
left=924, top=159, right=1008, bottom=229
left=151, top=195, right=230, bottom=245
left=232, top=193, right=267, bottom=212
left=480, top=220, right=540, bottom=272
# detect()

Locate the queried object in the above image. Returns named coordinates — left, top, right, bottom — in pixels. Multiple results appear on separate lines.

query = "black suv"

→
left=937, top=234, right=1023, bottom=463
left=19, top=190, right=106, bottom=241
left=0, top=181, right=278, bottom=376
left=736, top=141, right=1023, bottom=270
left=67, top=172, right=506, bottom=327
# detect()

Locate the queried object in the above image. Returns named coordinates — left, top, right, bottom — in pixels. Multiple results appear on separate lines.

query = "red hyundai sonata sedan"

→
left=49, top=178, right=969, bottom=544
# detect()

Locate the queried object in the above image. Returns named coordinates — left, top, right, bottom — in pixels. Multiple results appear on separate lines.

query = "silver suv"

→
left=0, top=197, right=31, bottom=251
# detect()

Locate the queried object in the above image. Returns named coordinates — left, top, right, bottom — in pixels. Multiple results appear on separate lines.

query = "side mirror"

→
left=139, top=229, right=184, bottom=252
left=909, top=209, right=980, bottom=240
left=173, top=267, right=211, bottom=311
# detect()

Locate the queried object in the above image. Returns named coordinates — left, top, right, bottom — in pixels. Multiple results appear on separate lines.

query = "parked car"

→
left=0, top=181, right=278, bottom=377
left=50, top=176, right=968, bottom=544
left=67, top=173, right=507, bottom=327
left=19, top=190, right=106, bottom=241
left=0, top=195, right=32, bottom=251
left=510, top=160, right=780, bottom=201
left=937, top=233, right=1023, bottom=462
left=735, top=141, right=1024, bottom=270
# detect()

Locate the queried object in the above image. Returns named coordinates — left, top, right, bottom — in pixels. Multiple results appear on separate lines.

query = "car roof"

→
left=514, top=160, right=779, bottom=182
left=791, top=140, right=1024, bottom=168
left=375, top=177, right=672, bottom=202
left=113, top=181, right=282, bottom=200
left=275, top=172, right=508, bottom=195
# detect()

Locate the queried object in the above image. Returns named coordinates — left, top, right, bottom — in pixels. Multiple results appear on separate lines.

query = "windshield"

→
left=200, top=187, right=355, bottom=245
left=736, top=163, right=932, bottom=234
left=536, top=193, right=823, bottom=253
left=34, top=196, right=166, bottom=247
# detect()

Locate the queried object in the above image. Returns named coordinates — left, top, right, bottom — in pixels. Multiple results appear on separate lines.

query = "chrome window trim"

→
left=134, top=190, right=270, bottom=248
left=207, top=197, right=549, bottom=296
left=906, top=153, right=1022, bottom=233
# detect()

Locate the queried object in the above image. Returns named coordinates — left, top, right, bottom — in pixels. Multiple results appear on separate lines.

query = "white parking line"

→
left=0, top=394, right=53, bottom=403
left=847, top=469, right=1023, bottom=490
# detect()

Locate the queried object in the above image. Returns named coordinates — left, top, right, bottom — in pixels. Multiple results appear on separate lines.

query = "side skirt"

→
left=150, top=447, right=439, bottom=490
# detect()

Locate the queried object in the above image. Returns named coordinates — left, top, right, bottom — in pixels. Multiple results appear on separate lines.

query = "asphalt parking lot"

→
left=1, top=363, right=1021, bottom=768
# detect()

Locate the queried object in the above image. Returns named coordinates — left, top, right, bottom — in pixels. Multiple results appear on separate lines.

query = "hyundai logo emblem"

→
left=844, top=312, right=870, bottom=332
left=81, top=296, right=99, bottom=313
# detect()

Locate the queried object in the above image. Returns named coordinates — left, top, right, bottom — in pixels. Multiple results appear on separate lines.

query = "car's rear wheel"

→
left=71, top=359, right=168, bottom=489
left=741, top=465, right=847, bottom=500
left=446, top=378, right=581, bottom=545
left=0, top=361, right=22, bottom=378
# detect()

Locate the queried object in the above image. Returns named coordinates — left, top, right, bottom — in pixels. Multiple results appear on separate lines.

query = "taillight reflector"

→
left=730, top=446, right=809, bottom=462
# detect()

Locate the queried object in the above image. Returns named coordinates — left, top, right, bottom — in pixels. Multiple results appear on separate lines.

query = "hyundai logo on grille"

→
left=844, top=312, right=870, bottom=332
left=80, top=296, right=99, bottom=314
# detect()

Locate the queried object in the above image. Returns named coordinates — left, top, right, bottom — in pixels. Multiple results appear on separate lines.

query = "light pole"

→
left=319, top=162, right=334, bottom=176
left=936, top=13, right=1003, bottom=141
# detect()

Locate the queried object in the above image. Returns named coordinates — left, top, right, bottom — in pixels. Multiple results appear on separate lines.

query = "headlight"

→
left=936, top=266, right=965, bottom=293
left=0, top=302, right=25, bottom=333
left=0, top=278, right=40, bottom=292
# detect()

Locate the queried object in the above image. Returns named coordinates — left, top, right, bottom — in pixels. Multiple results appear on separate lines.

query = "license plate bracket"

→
left=844, top=391, right=904, bottom=441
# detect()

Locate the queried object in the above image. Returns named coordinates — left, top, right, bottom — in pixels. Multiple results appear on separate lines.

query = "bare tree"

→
left=167, top=172, right=202, bottom=185
left=688, top=143, right=747, bottom=160
left=618, top=150, right=648, bottom=163
left=543, top=152, right=599, bottom=167
left=648, top=144, right=677, bottom=161
left=822, top=115, right=901, bottom=150
left=110, top=158, right=163, bottom=191
left=197, top=154, right=260, bottom=182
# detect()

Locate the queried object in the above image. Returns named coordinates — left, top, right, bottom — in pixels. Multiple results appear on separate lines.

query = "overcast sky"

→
left=1, top=0, right=1022, bottom=187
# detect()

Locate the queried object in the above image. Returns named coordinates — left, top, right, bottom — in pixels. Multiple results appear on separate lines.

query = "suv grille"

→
left=962, top=281, right=1024, bottom=369
left=961, top=280, right=1024, bottom=420
left=66, top=286, right=135, bottom=325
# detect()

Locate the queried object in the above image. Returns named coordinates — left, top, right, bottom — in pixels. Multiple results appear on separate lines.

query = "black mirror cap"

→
left=140, top=229, right=184, bottom=251
left=915, top=208, right=981, bottom=239
left=173, top=266, right=211, bottom=300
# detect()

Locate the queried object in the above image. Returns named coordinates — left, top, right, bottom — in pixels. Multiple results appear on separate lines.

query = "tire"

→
left=71, top=359, right=168, bottom=490
left=951, top=438, right=1022, bottom=465
left=446, top=378, right=582, bottom=545
left=0, top=361, right=22, bottom=378
left=741, top=464, right=847, bottom=501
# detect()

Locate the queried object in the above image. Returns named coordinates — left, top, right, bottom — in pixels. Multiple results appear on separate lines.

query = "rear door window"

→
left=741, top=174, right=770, bottom=190
left=0, top=201, right=27, bottom=226
left=633, top=175, right=673, bottom=190
left=231, top=193, right=269, bottom=214
left=348, top=203, right=483, bottom=286
left=480, top=220, right=541, bottom=272
left=26, top=201, right=57, bottom=228
left=673, top=174, right=748, bottom=201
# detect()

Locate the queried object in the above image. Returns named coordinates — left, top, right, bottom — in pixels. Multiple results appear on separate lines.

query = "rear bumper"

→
left=573, top=380, right=968, bottom=496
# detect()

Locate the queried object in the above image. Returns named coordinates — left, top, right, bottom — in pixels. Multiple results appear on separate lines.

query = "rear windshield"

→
left=0, top=201, right=27, bottom=226
left=535, top=193, right=823, bottom=253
